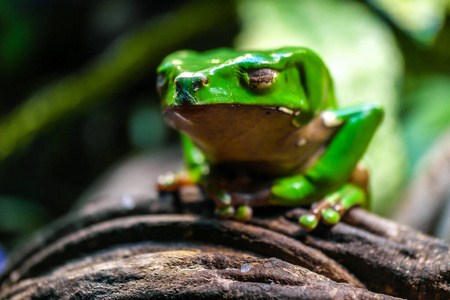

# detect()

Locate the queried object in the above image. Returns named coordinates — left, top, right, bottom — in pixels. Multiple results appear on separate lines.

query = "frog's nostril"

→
left=175, top=79, right=192, bottom=105
left=175, top=74, right=208, bottom=105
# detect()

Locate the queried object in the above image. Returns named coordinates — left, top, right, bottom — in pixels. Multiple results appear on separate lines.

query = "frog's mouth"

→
left=163, top=104, right=306, bottom=170
left=164, top=103, right=301, bottom=127
left=164, top=103, right=300, bottom=137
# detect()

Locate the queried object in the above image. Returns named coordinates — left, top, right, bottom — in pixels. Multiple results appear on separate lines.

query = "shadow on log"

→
left=0, top=151, right=449, bottom=299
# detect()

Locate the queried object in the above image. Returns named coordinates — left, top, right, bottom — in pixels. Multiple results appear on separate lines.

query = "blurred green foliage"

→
left=129, top=104, right=167, bottom=150
left=0, top=196, right=49, bottom=245
left=0, top=0, right=449, bottom=253
left=402, top=76, right=450, bottom=172
left=367, top=0, right=447, bottom=45
left=0, top=0, right=235, bottom=161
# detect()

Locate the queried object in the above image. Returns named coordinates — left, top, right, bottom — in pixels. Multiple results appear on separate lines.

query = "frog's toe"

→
left=299, top=203, right=340, bottom=230
left=215, top=206, right=235, bottom=219
left=299, top=214, right=319, bottom=231
left=233, top=205, right=253, bottom=222
left=321, top=208, right=341, bottom=225
left=216, top=191, right=232, bottom=207
left=339, top=185, right=366, bottom=211
left=324, top=184, right=366, bottom=221
left=300, top=207, right=340, bottom=230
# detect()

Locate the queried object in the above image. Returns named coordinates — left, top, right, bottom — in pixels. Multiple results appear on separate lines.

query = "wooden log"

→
left=0, top=152, right=448, bottom=299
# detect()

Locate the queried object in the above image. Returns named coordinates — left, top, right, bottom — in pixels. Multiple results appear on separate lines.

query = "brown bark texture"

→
left=0, top=152, right=448, bottom=299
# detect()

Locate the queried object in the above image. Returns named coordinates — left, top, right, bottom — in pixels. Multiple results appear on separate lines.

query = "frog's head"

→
left=157, top=47, right=335, bottom=123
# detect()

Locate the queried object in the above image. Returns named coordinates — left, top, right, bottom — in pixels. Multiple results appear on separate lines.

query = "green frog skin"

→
left=156, top=47, right=383, bottom=230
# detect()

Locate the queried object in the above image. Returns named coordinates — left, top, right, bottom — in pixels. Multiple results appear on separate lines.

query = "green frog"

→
left=156, top=47, right=383, bottom=231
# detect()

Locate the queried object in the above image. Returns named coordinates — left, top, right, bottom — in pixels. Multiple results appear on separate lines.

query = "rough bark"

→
left=2, top=249, right=396, bottom=300
left=0, top=151, right=448, bottom=299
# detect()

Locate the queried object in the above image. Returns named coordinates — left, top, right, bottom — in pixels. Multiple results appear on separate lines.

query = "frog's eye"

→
left=156, top=73, right=166, bottom=95
left=247, top=68, right=278, bottom=89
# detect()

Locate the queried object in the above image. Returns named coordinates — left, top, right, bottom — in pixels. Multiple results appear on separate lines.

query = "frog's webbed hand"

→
left=215, top=203, right=254, bottom=223
left=299, top=183, right=367, bottom=230
left=272, top=103, right=383, bottom=230
left=157, top=134, right=208, bottom=192
left=207, top=179, right=273, bottom=222
left=298, top=151, right=370, bottom=231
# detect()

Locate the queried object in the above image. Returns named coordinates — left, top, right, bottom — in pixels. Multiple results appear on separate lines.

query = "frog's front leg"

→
left=157, top=134, right=257, bottom=221
left=272, top=103, right=383, bottom=230
left=157, top=134, right=207, bottom=192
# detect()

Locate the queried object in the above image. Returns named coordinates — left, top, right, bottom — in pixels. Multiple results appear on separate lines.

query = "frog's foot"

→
left=156, top=170, right=195, bottom=193
left=299, top=184, right=366, bottom=231
left=206, top=184, right=271, bottom=222
left=211, top=190, right=256, bottom=222
left=215, top=204, right=253, bottom=222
